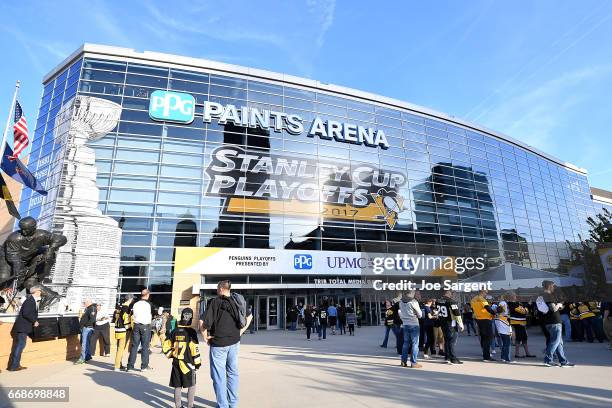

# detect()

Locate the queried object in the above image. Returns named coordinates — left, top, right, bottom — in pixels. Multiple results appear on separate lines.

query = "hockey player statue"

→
left=0, top=217, right=67, bottom=312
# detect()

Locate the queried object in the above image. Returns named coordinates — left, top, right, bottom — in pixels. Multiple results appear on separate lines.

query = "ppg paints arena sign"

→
left=149, top=90, right=405, bottom=228
left=149, top=90, right=389, bottom=149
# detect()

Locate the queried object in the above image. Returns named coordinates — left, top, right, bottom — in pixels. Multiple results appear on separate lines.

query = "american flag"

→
left=10, top=101, right=29, bottom=160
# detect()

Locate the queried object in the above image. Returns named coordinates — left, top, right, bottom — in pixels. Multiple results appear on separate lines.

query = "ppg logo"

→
left=149, top=90, right=195, bottom=124
left=294, top=254, right=312, bottom=270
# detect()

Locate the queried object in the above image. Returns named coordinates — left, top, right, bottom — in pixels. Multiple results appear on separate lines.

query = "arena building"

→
left=18, top=44, right=605, bottom=327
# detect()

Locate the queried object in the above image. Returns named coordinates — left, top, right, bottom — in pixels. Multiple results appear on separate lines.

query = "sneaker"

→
left=560, top=363, right=575, bottom=368
left=525, top=354, right=537, bottom=358
left=142, top=366, right=153, bottom=371
left=74, top=359, right=85, bottom=365
left=401, top=361, right=408, bottom=367
left=411, top=363, right=423, bottom=368
left=483, top=358, right=497, bottom=362
left=380, top=345, right=387, bottom=348
left=423, top=354, right=430, bottom=359
left=543, top=362, right=556, bottom=367
left=114, top=368, right=121, bottom=372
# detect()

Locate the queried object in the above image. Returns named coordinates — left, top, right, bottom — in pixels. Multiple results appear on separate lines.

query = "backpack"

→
left=153, top=316, right=163, bottom=332
left=230, top=292, right=248, bottom=329
left=115, top=311, right=126, bottom=329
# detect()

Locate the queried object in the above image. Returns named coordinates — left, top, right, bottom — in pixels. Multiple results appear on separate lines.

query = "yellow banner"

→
left=226, top=197, right=389, bottom=224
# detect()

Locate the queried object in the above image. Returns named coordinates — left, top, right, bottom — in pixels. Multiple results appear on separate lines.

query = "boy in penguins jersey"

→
left=436, top=290, right=464, bottom=365
left=163, top=308, right=201, bottom=408
left=507, top=293, right=535, bottom=358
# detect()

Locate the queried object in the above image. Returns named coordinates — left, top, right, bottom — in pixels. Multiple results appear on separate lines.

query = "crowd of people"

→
left=378, top=280, right=612, bottom=369
left=6, top=282, right=250, bottom=408
left=5, top=279, right=612, bottom=406
left=289, top=301, right=360, bottom=340
left=286, top=302, right=365, bottom=338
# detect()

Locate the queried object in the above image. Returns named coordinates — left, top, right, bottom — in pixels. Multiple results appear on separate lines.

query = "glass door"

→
left=258, top=297, right=267, bottom=330
left=267, top=296, right=280, bottom=329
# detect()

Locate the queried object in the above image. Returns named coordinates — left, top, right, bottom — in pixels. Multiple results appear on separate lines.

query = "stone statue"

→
left=0, top=216, right=67, bottom=311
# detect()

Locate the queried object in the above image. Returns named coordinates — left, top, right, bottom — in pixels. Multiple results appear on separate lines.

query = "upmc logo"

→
left=294, top=254, right=312, bottom=270
left=149, top=90, right=195, bottom=124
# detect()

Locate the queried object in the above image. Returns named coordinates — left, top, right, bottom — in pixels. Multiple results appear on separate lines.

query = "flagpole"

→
left=0, top=80, right=20, bottom=162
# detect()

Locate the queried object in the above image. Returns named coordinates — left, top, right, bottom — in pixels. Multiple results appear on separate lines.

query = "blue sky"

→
left=1, top=0, right=611, bottom=189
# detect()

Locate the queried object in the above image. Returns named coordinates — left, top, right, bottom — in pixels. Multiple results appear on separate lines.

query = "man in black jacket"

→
left=201, top=280, right=252, bottom=408
left=75, top=299, right=97, bottom=364
left=8, top=286, right=41, bottom=371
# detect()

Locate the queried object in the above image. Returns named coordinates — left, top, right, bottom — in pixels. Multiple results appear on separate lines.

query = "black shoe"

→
left=400, top=361, right=408, bottom=367
left=451, top=359, right=463, bottom=364
left=380, top=345, right=387, bottom=348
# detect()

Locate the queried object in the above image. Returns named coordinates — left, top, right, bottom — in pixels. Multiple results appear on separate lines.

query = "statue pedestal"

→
left=51, top=216, right=121, bottom=310
left=0, top=314, right=81, bottom=368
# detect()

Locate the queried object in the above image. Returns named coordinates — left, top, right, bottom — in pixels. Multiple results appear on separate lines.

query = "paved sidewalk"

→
left=1, top=327, right=611, bottom=407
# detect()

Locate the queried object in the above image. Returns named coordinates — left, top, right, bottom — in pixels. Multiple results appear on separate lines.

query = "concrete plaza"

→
left=1, top=326, right=611, bottom=408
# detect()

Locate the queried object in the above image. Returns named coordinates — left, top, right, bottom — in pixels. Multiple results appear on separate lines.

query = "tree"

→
left=566, top=208, right=611, bottom=299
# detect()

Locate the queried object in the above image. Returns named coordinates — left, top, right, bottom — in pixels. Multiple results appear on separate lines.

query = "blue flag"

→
left=1, top=144, right=47, bottom=196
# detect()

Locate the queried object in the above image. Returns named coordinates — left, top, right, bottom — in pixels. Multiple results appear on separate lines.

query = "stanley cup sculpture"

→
left=41, top=96, right=123, bottom=311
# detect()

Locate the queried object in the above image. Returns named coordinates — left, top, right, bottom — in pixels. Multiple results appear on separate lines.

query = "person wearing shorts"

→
left=507, top=293, right=535, bottom=358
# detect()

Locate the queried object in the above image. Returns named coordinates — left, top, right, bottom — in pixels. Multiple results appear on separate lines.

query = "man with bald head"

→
left=126, top=289, right=154, bottom=372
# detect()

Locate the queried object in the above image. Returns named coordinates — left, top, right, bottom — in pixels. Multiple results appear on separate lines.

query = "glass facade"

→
left=21, top=51, right=602, bottom=307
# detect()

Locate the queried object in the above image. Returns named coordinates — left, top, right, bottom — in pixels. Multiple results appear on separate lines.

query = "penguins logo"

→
left=371, top=189, right=405, bottom=229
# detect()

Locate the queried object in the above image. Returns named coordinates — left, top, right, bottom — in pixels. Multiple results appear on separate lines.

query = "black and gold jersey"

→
left=508, top=302, right=528, bottom=326
left=163, top=325, right=202, bottom=388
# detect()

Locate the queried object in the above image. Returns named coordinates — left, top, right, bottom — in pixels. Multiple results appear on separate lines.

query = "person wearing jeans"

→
left=398, top=291, right=423, bottom=368
left=210, top=343, right=240, bottom=408
left=201, top=280, right=253, bottom=408
left=544, top=323, right=569, bottom=366
left=560, top=304, right=572, bottom=342
left=495, top=296, right=513, bottom=363
left=536, top=280, right=574, bottom=367
left=76, top=299, right=97, bottom=364
left=9, top=333, right=29, bottom=370
left=127, top=323, right=152, bottom=369
left=126, top=289, right=153, bottom=371
left=80, top=327, right=94, bottom=361
left=8, top=286, right=41, bottom=371
left=401, top=325, right=420, bottom=367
